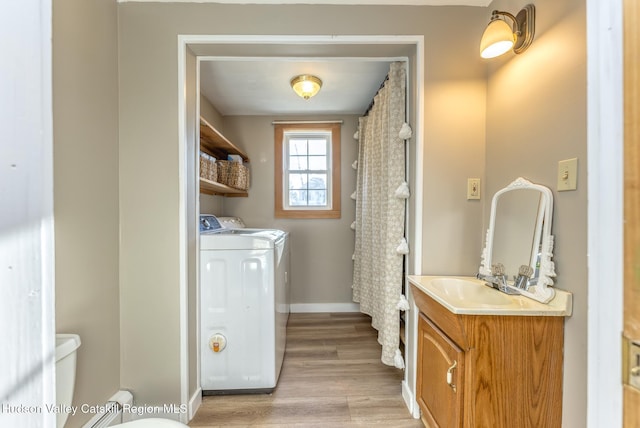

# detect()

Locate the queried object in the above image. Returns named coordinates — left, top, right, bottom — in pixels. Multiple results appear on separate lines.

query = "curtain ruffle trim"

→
left=396, top=238, right=409, bottom=254
left=399, top=123, right=412, bottom=139
left=397, top=295, right=410, bottom=311
left=350, top=191, right=357, bottom=200
left=394, top=182, right=410, bottom=199
left=353, top=130, right=359, bottom=140
left=350, top=221, right=356, bottom=230
left=394, top=350, right=405, bottom=369
left=352, top=160, right=358, bottom=170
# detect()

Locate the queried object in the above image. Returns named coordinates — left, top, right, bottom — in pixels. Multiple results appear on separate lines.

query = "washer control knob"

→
left=209, top=334, right=227, bottom=353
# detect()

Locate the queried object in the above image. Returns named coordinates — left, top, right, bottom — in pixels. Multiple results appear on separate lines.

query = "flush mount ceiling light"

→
left=480, top=4, right=535, bottom=59
left=290, top=75, right=322, bottom=100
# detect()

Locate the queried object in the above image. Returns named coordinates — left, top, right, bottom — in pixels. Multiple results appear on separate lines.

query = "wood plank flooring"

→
left=190, top=312, right=423, bottom=427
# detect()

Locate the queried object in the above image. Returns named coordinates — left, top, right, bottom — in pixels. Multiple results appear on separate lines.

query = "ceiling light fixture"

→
left=480, top=4, right=535, bottom=59
left=290, top=75, right=322, bottom=100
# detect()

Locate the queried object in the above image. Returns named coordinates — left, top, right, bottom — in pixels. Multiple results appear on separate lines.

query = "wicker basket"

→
left=199, top=153, right=218, bottom=182
left=216, top=160, right=249, bottom=190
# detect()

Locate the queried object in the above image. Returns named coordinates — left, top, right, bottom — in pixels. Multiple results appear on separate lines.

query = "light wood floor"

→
left=190, top=312, right=423, bottom=427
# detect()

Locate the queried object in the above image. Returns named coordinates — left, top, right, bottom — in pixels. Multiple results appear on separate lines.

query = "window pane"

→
left=289, top=190, right=307, bottom=206
left=288, top=173, right=308, bottom=190
left=308, top=174, right=327, bottom=190
left=289, top=156, right=308, bottom=171
left=308, top=139, right=327, bottom=155
left=308, top=155, right=327, bottom=170
left=289, top=139, right=307, bottom=155
left=308, top=190, right=327, bottom=206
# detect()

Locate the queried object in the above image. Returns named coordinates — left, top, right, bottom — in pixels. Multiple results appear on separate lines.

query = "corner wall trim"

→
left=188, top=387, right=202, bottom=421
left=290, top=303, right=360, bottom=313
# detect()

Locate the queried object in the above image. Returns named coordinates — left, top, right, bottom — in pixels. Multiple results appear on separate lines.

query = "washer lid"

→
left=200, top=228, right=286, bottom=250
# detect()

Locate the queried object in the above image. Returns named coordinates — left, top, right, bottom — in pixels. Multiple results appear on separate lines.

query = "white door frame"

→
left=0, top=1, right=55, bottom=427
left=586, top=0, right=624, bottom=426
left=177, top=34, right=425, bottom=420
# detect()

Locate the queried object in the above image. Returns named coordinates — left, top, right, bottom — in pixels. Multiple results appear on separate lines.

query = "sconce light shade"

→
left=480, top=19, right=515, bottom=59
left=480, top=4, right=535, bottom=59
left=290, top=75, right=322, bottom=100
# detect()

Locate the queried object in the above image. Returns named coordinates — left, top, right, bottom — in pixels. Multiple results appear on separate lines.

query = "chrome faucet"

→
left=477, top=263, right=520, bottom=295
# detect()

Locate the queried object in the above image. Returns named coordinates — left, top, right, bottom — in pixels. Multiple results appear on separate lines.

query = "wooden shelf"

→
left=199, top=177, right=248, bottom=197
left=200, top=117, right=249, bottom=162
left=199, top=116, right=250, bottom=197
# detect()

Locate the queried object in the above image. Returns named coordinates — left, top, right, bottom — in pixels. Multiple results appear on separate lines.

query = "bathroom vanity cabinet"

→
left=412, top=283, right=565, bottom=428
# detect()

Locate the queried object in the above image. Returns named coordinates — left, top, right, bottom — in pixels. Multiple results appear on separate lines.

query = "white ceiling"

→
left=200, top=58, right=395, bottom=116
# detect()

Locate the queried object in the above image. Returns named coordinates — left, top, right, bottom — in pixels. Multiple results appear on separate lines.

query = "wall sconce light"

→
left=290, top=75, right=322, bottom=100
left=480, top=4, right=535, bottom=59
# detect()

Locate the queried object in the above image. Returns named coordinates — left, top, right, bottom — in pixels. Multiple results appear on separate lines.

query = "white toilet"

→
left=55, top=334, right=189, bottom=428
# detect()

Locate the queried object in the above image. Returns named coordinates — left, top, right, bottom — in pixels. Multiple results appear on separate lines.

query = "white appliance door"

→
left=200, top=249, right=276, bottom=391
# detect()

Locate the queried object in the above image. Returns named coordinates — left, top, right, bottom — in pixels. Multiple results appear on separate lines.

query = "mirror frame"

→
left=479, top=177, right=557, bottom=303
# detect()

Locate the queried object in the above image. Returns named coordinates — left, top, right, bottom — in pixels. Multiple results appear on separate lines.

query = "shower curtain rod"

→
left=271, top=120, right=344, bottom=125
left=363, top=74, right=390, bottom=117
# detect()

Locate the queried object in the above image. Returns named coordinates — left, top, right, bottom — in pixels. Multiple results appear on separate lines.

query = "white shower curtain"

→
left=352, top=62, right=407, bottom=367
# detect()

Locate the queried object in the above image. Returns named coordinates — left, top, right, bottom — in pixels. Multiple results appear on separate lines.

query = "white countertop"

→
left=408, top=275, right=573, bottom=317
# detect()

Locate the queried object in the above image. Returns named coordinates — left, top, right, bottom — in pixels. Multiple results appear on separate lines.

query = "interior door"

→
left=624, top=0, right=640, bottom=425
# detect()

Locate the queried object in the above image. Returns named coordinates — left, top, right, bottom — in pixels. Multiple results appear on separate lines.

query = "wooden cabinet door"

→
left=417, top=313, right=464, bottom=428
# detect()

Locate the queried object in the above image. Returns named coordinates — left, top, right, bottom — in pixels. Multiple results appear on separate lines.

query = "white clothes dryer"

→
left=199, top=215, right=290, bottom=393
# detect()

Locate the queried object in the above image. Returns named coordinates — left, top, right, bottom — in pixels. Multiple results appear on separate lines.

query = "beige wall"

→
left=484, top=0, right=588, bottom=426
left=53, top=0, right=120, bottom=426
left=118, top=1, right=487, bottom=409
left=222, top=115, right=359, bottom=305
left=118, top=0, right=586, bottom=426
left=49, top=0, right=589, bottom=424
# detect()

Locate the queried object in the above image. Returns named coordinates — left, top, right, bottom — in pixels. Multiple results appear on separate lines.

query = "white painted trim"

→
left=585, top=0, right=624, bottom=426
left=412, top=38, right=424, bottom=277
left=179, top=34, right=428, bottom=46
left=404, top=289, right=421, bottom=419
left=290, top=303, right=360, bottom=313
left=199, top=56, right=410, bottom=62
left=119, top=0, right=491, bottom=5
left=188, top=387, right=202, bottom=421
left=177, top=35, right=190, bottom=425
left=0, top=1, right=55, bottom=427
left=194, top=56, right=203, bottom=419
left=402, top=380, right=420, bottom=419
left=178, top=35, right=424, bottom=424
left=401, top=36, right=423, bottom=419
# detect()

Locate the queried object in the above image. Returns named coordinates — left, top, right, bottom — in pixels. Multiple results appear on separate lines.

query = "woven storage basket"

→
left=217, top=160, right=249, bottom=190
left=199, top=154, right=218, bottom=182
left=208, top=160, right=218, bottom=182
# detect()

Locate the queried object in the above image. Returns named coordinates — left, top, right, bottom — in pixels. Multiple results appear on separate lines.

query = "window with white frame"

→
left=274, top=123, right=341, bottom=219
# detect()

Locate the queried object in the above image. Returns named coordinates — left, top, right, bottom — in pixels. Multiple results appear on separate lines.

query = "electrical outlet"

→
left=557, top=158, right=578, bottom=191
left=467, top=178, right=481, bottom=200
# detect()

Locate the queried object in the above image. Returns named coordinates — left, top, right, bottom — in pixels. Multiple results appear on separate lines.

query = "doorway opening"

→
left=177, top=34, right=425, bottom=422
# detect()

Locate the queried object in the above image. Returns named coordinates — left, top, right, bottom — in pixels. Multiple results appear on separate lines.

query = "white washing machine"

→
left=199, top=215, right=290, bottom=393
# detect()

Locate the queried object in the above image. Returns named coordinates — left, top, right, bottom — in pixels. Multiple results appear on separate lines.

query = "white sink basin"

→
left=429, top=277, right=512, bottom=306
left=408, top=275, right=573, bottom=316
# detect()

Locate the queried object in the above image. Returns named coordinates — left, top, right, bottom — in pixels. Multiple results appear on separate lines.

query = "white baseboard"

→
left=290, top=303, right=360, bottom=313
left=402, top=380, right=420, bottom=419
left=188, top=387, right=202, bottom=421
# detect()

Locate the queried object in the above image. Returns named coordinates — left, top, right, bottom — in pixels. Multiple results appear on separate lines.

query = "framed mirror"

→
left=479, top=177, right=556, bottom=303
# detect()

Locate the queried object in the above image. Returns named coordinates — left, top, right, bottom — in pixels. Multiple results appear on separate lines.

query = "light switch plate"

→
left=557, top=158, right=578, bottom=191
left=467, top=178, right=480, bottom=200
